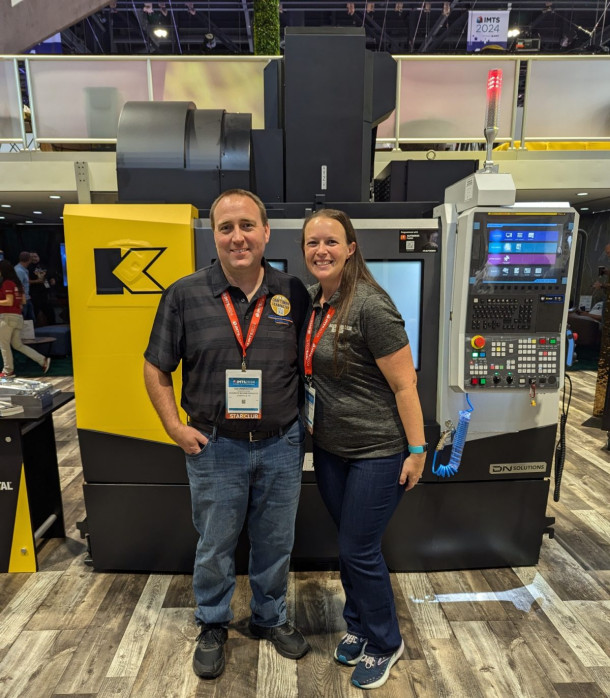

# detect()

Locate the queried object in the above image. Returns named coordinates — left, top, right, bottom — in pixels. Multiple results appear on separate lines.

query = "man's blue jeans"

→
left=313, top=445, right=406, bottom=655
left=185, top=418, right=305, bottom=628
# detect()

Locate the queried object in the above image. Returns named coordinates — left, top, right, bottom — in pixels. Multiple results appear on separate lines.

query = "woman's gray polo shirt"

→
left=307, top=280, right=409, bottom=458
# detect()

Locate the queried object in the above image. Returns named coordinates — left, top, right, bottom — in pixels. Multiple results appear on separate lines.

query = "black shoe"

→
left=193, top=625, right=228, bottom=679
left=249, top=620, right=310, bottom=659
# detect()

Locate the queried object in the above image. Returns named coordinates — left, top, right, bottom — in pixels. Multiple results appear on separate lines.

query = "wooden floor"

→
left=1, top=372, right=609, bottom=697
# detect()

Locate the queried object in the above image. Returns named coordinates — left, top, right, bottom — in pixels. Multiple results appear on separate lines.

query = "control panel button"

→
left=471, top=335, right=486, bottom=349
left=471, top=377, right=479, bottom=386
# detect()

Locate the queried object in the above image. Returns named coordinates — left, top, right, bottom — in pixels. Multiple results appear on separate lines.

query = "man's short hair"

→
left=18, top=251, right=31, bottom=263
left=209, top=189, right=268, bottom=230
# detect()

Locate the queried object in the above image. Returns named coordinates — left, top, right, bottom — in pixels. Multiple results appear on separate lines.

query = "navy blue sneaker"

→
left=351, top=640, right=404, bottom=690
left=334, top=633, right=368, bottom=665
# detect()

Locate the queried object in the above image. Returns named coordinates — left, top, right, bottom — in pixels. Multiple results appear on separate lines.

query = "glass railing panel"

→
left=524, top=58, right=610, bottom=140
left=150, top=58, right=269, bottom=129
left=396, top=58, right=517, bottom=141
left=0, top=59, right=22, bottom=140
left=28, top=58, right=149, bottom=139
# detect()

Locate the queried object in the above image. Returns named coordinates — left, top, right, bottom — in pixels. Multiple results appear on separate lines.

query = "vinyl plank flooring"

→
left=451, top=620, right=560, bottom=698
left=514, top=607, right=592, bottom=684
left=163, top=573, right=195, bottom=609
left=480, top=568, right=542, bottom=620
left=3, top=372, right=610, bottom=697
left=105, top=574, right=172, bottom=679
left=0, top=573, right=29, bottom=614
left=417, top=637, right=486, bottom=698
left=53, top=575, right=148, bottom=695
left=553, top=682, right=608, bottom=698
left=536, top=537, right=609, bottom=601
left=130, top=608, right=200, bottom=698
left=25, top=565, right=114, bottom=630
left=395, top=573, right=453, bottom=640
left=0, top=628, right=83, bottom=698
left=513, top=569, right=610, bottom=668
left=0, top=571, right=63, bottom=652
left=564, top=601, right=610, bottom=658
left=552, top=506, right=610, bottom=572
left=295, top=573, right=359, bottom=698
left=427, top=570, right=509, bottom=622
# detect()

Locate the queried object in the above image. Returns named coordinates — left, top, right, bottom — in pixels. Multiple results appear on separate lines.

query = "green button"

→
left=550, top=338, right=556, bottom=344
left=480, top=378, right=486, bottom=385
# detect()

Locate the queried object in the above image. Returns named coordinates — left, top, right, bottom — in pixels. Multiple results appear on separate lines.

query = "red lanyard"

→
left=304, top=306, right=336, bottom=378
left=221, top=291, right=267, bottom=370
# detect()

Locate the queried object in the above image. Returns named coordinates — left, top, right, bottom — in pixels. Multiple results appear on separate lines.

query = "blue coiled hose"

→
left=432, top=394, right=474, bottom=478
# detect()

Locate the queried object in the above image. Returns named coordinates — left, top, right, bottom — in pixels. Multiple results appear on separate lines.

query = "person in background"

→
left=14, top=251, right=35, bottom=322
left=0, top=260, right=51, bottom=378
left=144, top=189, right=311, bottom=681
left=29, top=251, right=56, bottom=326
left=301, top=209, right=427, bottom=691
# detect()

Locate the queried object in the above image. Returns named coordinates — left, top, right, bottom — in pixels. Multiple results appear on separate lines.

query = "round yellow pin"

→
left=270, top=294, right=291, bottom=316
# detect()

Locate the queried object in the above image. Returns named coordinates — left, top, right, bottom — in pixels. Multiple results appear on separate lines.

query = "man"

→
left=14, top=251, right=34, bottom=321
left=143, top=189, right=311, bottom=680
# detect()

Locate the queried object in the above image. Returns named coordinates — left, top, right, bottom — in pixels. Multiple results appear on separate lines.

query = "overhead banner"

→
left=467, top=11, right=510, bottom=52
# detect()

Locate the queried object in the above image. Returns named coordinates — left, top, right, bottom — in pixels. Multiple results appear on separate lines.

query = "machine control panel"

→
left=466, top=334, right=560, bottom=388
left=450, top=208, right=575, bottom=392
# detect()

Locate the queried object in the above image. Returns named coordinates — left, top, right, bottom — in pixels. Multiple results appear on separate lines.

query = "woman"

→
left=301, top=209, right=426, bottom=690
left=0, top=260, right=51, bottom=378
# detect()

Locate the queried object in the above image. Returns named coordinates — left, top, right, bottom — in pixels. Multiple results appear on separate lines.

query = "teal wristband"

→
left=408, top=443, right=428, bottom=454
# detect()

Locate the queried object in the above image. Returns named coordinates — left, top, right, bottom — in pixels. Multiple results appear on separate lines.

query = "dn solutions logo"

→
left=94, top=247, right=166, bottom=295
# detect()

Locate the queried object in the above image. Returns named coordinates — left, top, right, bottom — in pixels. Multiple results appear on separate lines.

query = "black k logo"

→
left=94, top=248, right=166, bottom=295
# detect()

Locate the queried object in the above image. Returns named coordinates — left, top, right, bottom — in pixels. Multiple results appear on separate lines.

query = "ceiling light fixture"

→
left=507, top=28, right=521, bottom=38
left=577, top=192, right=588, bottom=196
left=580, top=207, right=589, bottom=211
left=153, top=26, right=168, bottom=38
left=33, top=210, right=42, bottom=214
left=49, top=194, right=61, bottom=199
left=26, top=220, right=33, bottom=224
left=1, top=204, right=10, bottom=208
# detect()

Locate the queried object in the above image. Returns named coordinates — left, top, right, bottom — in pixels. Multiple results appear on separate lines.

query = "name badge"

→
left=304, top=383, right=316, bottom=434
left=225, top=369, right=262, bottom=419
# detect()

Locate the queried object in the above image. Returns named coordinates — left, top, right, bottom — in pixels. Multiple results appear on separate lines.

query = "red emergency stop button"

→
left=471, top=335, right=486, bottom=349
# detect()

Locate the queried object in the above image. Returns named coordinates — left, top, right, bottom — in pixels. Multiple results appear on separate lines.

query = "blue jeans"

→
left=185, top=418, right=305, bottom=627
left=313, top=445, right=406, bottom=654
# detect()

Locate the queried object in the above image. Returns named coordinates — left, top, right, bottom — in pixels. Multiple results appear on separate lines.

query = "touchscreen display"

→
left=471, top=212, right=573, bottom=285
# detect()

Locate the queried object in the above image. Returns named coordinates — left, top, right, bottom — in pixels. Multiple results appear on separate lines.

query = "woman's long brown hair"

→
left=302, top=209, right=388, bottom=375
